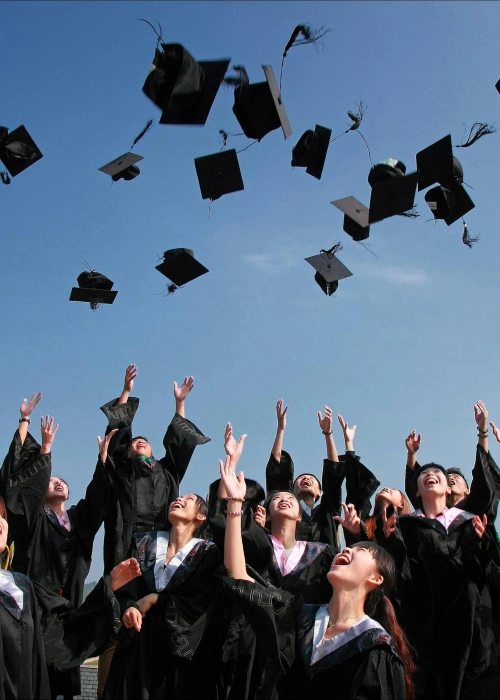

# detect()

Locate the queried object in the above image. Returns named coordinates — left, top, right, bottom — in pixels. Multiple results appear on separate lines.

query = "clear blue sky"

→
left=2, top=1, right=500, bottom=580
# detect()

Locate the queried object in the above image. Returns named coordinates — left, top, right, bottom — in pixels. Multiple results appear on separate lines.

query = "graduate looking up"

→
left=99, top=364, right=211, bottom=573
left=379, top=458, right=496, bottom=700
left=219, top=454, right=414, bottom=700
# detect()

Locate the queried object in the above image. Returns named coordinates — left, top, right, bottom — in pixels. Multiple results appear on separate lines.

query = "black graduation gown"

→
left=377, top=510, right=497, bottom=700
left=0, top=572, right=50, bottom=700
left=207, top=478, right=336, bottom=603
left=0, top=430, right=111, bottom=697
left=103, top=535, right=222, bottom=700
left=288, top=605, right=406, bottom=700
left=100, top=397, right=210, bottom=573
left=216, top=571, right=299, bottom=700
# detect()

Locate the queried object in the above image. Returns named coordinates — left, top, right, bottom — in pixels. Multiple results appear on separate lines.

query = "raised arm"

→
left=117, top=364, right=137, bottom=405
left=272, top=399, right=288, bottom=462
left=318, top=406, right=338, bottom=462
left=265, top=401, right=294, bottom=493
left=339, top=415, right=380, bottom=521
left=173, top=376, right=194, bottom=418
left=464, top=402, right=500, bottom=520
left=475, top=400, right=489, bottom=454
left=100, top=365, right=140, bottom=457
left=404, top=430, right=422, bottom=510
left=220, top=438, right=254, bottom=581
left=18, top=393, right=42, bottom=445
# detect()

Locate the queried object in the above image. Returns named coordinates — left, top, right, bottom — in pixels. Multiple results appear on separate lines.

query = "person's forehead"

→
left=296, top=474, right=319, bottom=483
left=132, top=437, right=149, bottom=443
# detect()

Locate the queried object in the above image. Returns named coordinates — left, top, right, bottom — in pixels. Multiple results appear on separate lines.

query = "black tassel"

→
left=223, top=65, right=249, bottom=88
left=398, top=206, right=419, bottom=219
left=462, top=220, right=479, bottom=248
left=0, top=171, right=10, bottom=185
left=320, top=242, right=343, bottom=258
left=219, top=130, right=229, bottom=150
left=347, top=102, right=367, bottom=132
left=282, top=24, right=329, bottom=58
left=456, top=122, right=496, bottom=148
left=131, top=119, right=154, bottom=149
left=165, top=283, right=178, bottom=296
left=138, top=19, right=163, bottom=45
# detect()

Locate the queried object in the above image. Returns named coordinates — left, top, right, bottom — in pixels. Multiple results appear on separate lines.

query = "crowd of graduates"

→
left=0, top=364, right=499, bottom=700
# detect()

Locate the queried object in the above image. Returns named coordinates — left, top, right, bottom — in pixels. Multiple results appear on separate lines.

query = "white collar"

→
left=153, top=532, right=202, bottom=592
left=0, top=570, right=24, bottom=611
left=311, top=605, right=383, bottom=666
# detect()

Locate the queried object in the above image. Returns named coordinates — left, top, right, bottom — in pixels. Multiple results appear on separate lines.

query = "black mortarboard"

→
left=424, top=185, right=475, bottom=226
left=291, top=124, right=331, bottom=180
left=194, top=149, right=244, bottom=201
left=416, top=135, right=464, bottom=192
left=99, top=152, right=143, bottom=182
left=142, top=43, right=230, bottom=125
left=69, top=270, right=118, bottom=310
left=0, top=125, right=43, bottom=177
left=332, top=196, right=370, bottom=241
left=305, top=248, right=352, bottom=296
left=156, top=248, right=209, bottom=287
left=496, top=79, right=500, bottom=94
left=232, top=65, right=292, bottom=141
left=367, top=159, right=418, bottom=224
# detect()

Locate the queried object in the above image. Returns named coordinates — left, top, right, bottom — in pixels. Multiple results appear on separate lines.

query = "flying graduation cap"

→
left=194, top=148, right=244, bottom=201
left=305, top=243, right=352, bottom=296
left=69, top=267, right=118, bottom=311
left=142, top=37, right=230, bottom=125
left=291, top=124, right=332, bottom=180
left=332, top=196, right=370, bottom=241
left=156, top=248, right=208, bottom=294
left=231, top=65, right=292, bottom=141
left=367, top=159, right=419, bottom=224
left=416, top=135, right=475, bottom=225
left=0, top=125, right=43, bottom=184
left=98, top=120, right=154, bottom=182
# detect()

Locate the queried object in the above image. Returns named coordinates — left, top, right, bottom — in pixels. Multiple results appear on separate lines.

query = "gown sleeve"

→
left=266, top=450, right=294, bottom=493
left=159, top=413, right=210, bottom=486
left=404, top=462, right=421, bottom=510
left=100, top=396, right=140, bottom=459
left=344, top=452, right=380, bottom=521
left=464, top=445, right=500, bottom=521
left=71, top=458, right=113, bottom=559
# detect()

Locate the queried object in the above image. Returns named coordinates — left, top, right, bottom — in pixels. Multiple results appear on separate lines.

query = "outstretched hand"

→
left=334, top=502, right=362, bottom=536
left=40, top=416, right=59, bottom=449
left=381, top=506, right=397, bottom=539
left=224, top=423, right=247, bottom=466
left=474, top=401, right=488, bottom=431
left=96, top=429, right=118, bottom=463
left=472, top=514, right=488, bottom=539
left=253, top=504, right=266, bottom=529
left=276, top=399, right=288, bottom=431
left=405, top=430, right=422, bottom=454
left=174, top=376, right=194, bottom=402
left=489, top=422, right=500, bottom=443
left=219, top=455, right=247, bottom=502
left=110, top=557, right=141, bottom=591
left=123, top=364, right=137, bottom=393
left=20, top=392, right=42, bottom=418
left=337, top=415, right=356, bottom=443
left=318, top=406, right=333, bottom=433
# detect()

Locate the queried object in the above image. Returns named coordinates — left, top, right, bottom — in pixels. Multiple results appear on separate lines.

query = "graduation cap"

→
left=69, top=269, right=118, bottom=311
left=156, top=249, right=209, bottom=292
left=142, top=43, right=230, bottom=125
left=291, top=125, right=331, bottom=180
left=367, top=159, right=418, bottom=224
left=232, top=65, right=292, bottom=141
left=194, top=149, right=244, bottom=201
left=424, top=185, right=475, bottom=225
left=496, top=79, right=500, bottom=94
left=305, top=244, right=352, bottom=296
left=0, top=125, right=43, bottom=180
left=332, top=197, right=370, bottom=241
left=99, top=152, right=144, bottom=182
left=416, top=135, right=463, bottom=192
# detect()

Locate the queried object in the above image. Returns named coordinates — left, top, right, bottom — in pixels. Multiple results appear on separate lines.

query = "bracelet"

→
left=478, top=430, right=488, bottom=437
left=477, top=427, right=488, bottom=434
left=226, top=497, right=244, bottom=502
left=322, top=430, right=333, bottom=435
left=19, top=417, right=31, bottom=424
left=225, top=509, right=244, bottom=516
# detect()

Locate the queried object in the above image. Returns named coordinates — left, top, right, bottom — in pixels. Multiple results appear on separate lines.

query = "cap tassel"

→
left=138, top=18, right=163, bottom=47
left=3, top=541, right=14, bottom=570
left=330, top=103, right=373, bottom=167
left=462, top=220, right=479, bottom=248
left=456, top=122, right=496, bottom=148
left=223, top=65, right=249, bottom=88
left=398, top=206, right=420, bottom=219
left=279, top=24, right=330, bottom=89
left=131, top=119, right=154, bottom=149
left=0, top=171, right=10, bottom=185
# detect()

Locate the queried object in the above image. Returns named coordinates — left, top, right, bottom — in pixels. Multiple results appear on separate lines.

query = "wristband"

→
left=19, top=417, right=31, bottom=424
left=225, top=509, right=244, bottom=516
left=322, top=430, right=333, bottom=435
left=226, top=497, right=244, bottom=502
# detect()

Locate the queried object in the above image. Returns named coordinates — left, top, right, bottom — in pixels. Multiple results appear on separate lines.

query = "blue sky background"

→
left=2, top=1, right=500, bottom=580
